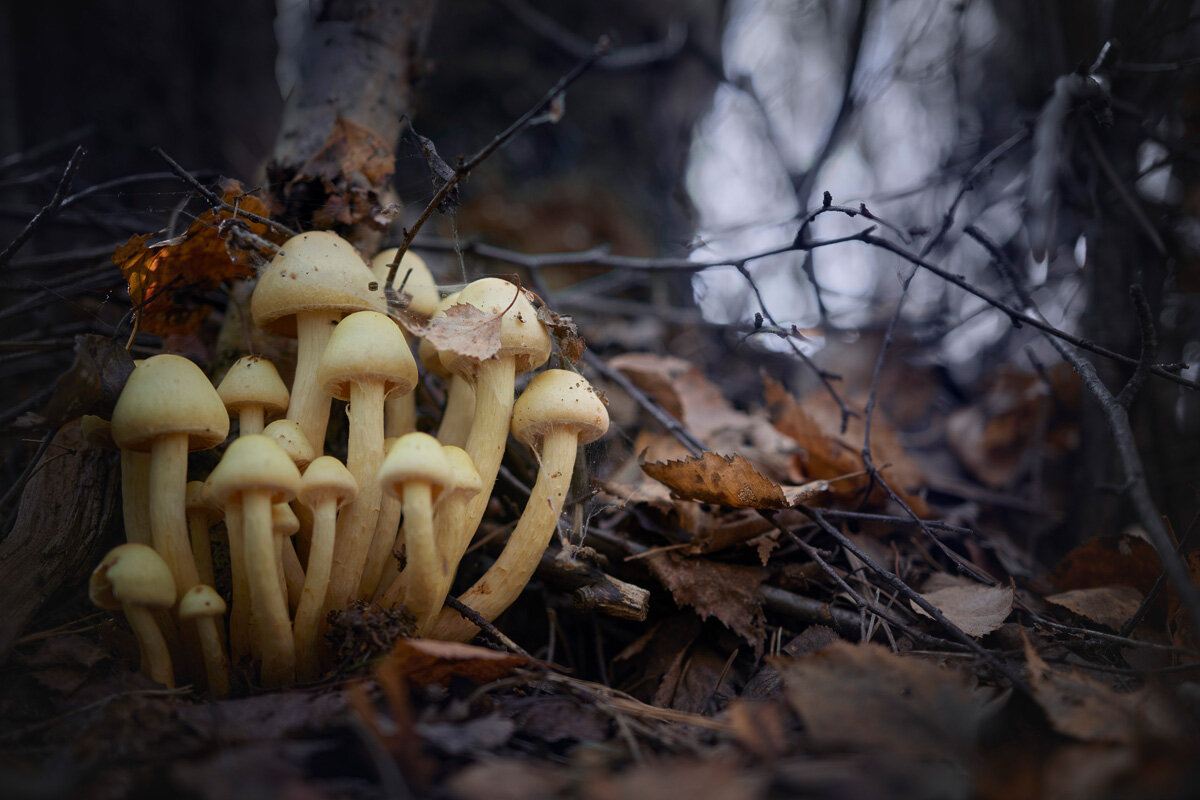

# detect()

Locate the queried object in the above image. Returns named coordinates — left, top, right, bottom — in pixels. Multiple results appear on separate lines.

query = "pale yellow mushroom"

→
left=370, top=248, right=439, bottom=438
left=82, top=415, right=152, bottom=547
left=419, top=292, right=476, bottom=449
left=216, top=355, right=290, bottom=436
left=185, top=480, right=222, bottom=587
left=90, top=544, right=177, bottom=687
left=178, top=584, right=230, bottom=698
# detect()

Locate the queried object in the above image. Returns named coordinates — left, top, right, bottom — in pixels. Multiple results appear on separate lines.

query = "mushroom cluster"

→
left=88, top=231, right=608, bottom=691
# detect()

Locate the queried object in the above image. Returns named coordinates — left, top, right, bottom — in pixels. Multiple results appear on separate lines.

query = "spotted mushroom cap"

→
left=511, top=369, right=609, bottom=448
left=178, top=584, right=227, bottom=620
left=262, top=418, right=315, bottom=470
left=251, top=231, right=384, bottom=337
left=217, top=356, right=290, bottom=420
left=110, top=355, right=230, bottom=452
left=438, top=278, right=551, bottom=376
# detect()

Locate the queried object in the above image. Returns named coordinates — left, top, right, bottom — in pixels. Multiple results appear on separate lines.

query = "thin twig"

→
left=444, top=596, right=532, bottom=657
left=0, top=147, right=86, bottom=269
left=1115, top=284, right=1155, bottom=408
left=151, top=147, right=296, bottom=238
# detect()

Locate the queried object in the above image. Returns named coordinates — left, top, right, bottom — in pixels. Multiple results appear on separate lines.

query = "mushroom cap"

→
left=262, top=418, right=315, bottom=470
left=178, top=584, right=227, bottom=619
left=217, top=356, right=290, bottom=419
left=81, top=415, right=116, bottom=450
left=442, top=445, right=482, bottom=499
left=298, top=455, right=358, bottom=509
left=110, top=355, right=230, bottom=452
left=439, top=278, right=551, bottom=376
left=206, top=434, right=302, bottom=506
left=317, top=310, right=417, bottom=401
left=371, top=249, right=439, bottom=315
left=251, top=231, right=384, bottom=337
left=511, top=369, right=609, bottom=447
left=186, top=480, right=223, bottom=525
left=417, top=292, right=461, bottom=379
left=272, top=502, right=300, bottom=537
left=378, top=432, right=453, bottom=500
left=89, top=543, right=176, bottom=610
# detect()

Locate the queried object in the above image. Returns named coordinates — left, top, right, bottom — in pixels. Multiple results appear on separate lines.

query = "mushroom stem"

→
left=362, top=499, right=403, bottom=601
left=188, top=511, right=215, bottom=588
left=148, top=433, right=200, bottom=598
left=288, top=310, right=340, bottom=454
left=326, top=381, right=386, bottom=609
left=384, top=392, right=416, bottom=438
left=224, top=499, right=252, bottom=663
left=294, top=500, right=337, bottom=682
left=124, top=604, right=174, bottom=687
left=192, top=615, right=230, bottom=698
left=429, top=430, right=576, bottom=641
left=282, top=538, right=305, bottom=613
left=417, top=357, right=515, bottom=633
left=121, top=451, right=152, bottom=546
left=436, top=374, right=475, bottom=448
left=243, top=491, right=295, bottom=687
left=397, top=482, right=438, bottom=623
left=239, top=406, right=266, bottom=436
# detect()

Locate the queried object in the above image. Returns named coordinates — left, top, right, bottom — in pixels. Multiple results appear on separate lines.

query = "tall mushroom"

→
left=428, top=369, right=608, bottom=641
left=110, top=354, right=230, bottom=598
left=371, top=248, right=439, bottom=438
left=419, top=292, right=476, bottom=449
left=263, top=419, right=314, bottom=612
left=421, top=278, right=550, bottom=634
left=178, top=584, right=230, bottom=698
left=185, top=480, right=221, bottom=587
left=251, top=231, right=384, bottom=454
left=82, top=415, right=152, bottom=547
left=376, top=433, right=453, bottom=628
left=216, top=355, right=290, bottom=436
left=207, top=434, right=302, bottom=688
left=89, top=543, right=177, bottom=687
left=317, top=310, right=417, bottom=610
left=359, top=436, right=400, bottom=600
left=293, top=455, right=357, bottom=682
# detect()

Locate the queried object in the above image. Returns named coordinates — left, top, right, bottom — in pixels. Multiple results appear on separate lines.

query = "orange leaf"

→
left=641, top=451, right=828, bottom=510
left=382, top=638, right=530, bottom=686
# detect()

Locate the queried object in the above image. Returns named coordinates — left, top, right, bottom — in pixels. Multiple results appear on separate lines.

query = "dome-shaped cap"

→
left=217, top=356, right=290, bottom=419
left=89, top=543, right=176, bottom=609
left=262, top=418, right=315, bottom=470
left=371, top=249, right=439, bottom=315
left=378, top=432, right=453, bottom=500
left=512, top=369, right=609, bottom=447
left=178, top=584, right=227, bottom=619
left=439, top=278, right=551, bottom=376
left=272, top=502, right=300, bottom=536
left=251, top=231, right=384, bottom=337
left=298, top=455, right=358, bottom=509
left=442, top=445, right=482, bottom=499
left=111, top=355, right=230, bottom=452
left=186, top=480, right=223, bottom=525
left=317, top=311, right=417, bottom=401
left=206, top=434, right=302, bottom=506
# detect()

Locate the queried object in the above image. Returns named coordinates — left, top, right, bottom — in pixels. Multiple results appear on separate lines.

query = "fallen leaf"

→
left=115, top=180, right=280, bottom=336
left=383, top=638, right=530, bottom=686
left=775, top=641, right=984, bottom=792
left=1046, top=586, right=1144, bottom=631
left=501, top=694, right=610, bottom=743
left=912, top=584, right=1014, bottom=638
left=645, top=552, right=767, bottom=648
left=1049, top=534, right=1162, bottom=600
left=1022, top=632, right=1183, bottom=743
left=641, top=451, right=829, bottom=510
left=393, top=300, right=507, bottom=364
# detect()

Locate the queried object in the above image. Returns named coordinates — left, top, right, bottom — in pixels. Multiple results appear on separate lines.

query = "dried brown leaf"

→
left=383, top=638, right=530, bottom=686
left=1022, top=633, right=1183, bottom=743
left=397, top=302, right=504, bottom=362
left=1049, top=534, right=1162, bottom=599
left=912, top=583, right=1014, bottom=638
left=645, top=552, right=766, bottom=647
left=301, top=116, right=394, bottom=187
left=1046, top=586, right=1144, bottom=631
left=641, top=451, right=828, bottom=510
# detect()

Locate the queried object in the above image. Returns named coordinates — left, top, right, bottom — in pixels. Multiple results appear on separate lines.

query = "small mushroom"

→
left=178, top=584, right=230, bottom=698
left=273, top=501, right=303, bottom=610
left=293, top=455, right=357, bottom=681
left=376, top=433, right=454, bottom=628
left=90, top=543, right=177, bottom=687
left=207, top=435, right=302, bottom=687
left=110, top=355, right=229, bottom=597
left=370, top=248, right=439, bottom=438
left=216, top=355, right=290, bottom=436
left=429, top=369, right=608, bottom=641
left=251, top=231, right=384, bottom=454
left=317, top=310, right=417, bottom=611
left=418, top=292, right=476, bottom=449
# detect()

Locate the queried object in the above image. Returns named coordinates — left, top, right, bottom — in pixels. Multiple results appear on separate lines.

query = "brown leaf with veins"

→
left=912, top=583, right=1014, bottom=637
left=641, top=451, right=829, bottom=510
left=115, top=180, right=280, bottom=336
left=644, top=551, right=766, bottom=647
left=395, top=302, right=504, bottom=362
left=1046, top=586, right=1144, bottom=631
left=382, top=638, right=530, bottom=686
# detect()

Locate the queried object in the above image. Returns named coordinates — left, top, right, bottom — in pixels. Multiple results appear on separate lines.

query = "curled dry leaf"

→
left=641, top=451, right=829, bottom=510
left=382, top=638, right=530, bottom=686
left=912, top=583, right=1014, bottom=638
left=1046, top=586, right=1144, bottom=632
left=644, top=551, right=767, bottom=648
left=394, top=302, right=504, bottom=362
left=115, top=180, right=281, bottom=336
